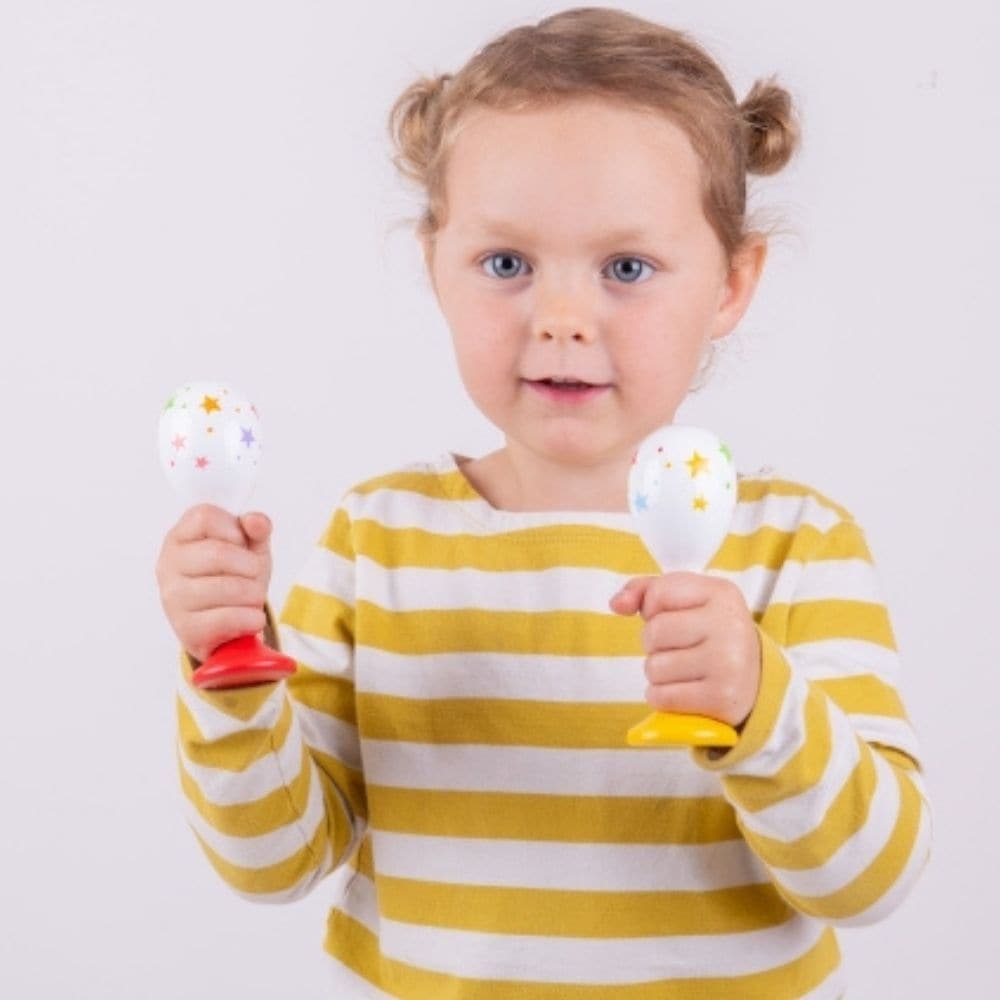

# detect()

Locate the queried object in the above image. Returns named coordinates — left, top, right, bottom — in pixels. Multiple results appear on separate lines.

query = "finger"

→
left=239, top=512, right=273, bottom=554
left=644, top=679, right=719, bottom=716
left=185, top=607, right=268, bottom=661
left=638, top=572, right=712, bottom=619
left=176, top=574, right=268, bottom=614
left=172, top=504, right=248, bottom=546
left=609, top=576, right=656, bottom=615
left=644, top=648, right=705, bottom=686
left=641, top=608, right=709, bottom=653
left=176, top=537, right=265, bottom=580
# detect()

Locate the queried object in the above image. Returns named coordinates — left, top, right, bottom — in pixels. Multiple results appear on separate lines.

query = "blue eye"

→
left=607, top=257, right=653, bottom=283
left=481, top=252, right=528, bottom=279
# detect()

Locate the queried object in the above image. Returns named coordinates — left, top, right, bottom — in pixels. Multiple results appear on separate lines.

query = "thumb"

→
left=239, top=512, right=273, bottom=553
left=609, top=575, right=654, bottom=616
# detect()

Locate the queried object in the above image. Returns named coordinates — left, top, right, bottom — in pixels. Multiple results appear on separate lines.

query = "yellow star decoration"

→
left=685, top=450, right=709, bottom=478
left=200, top=395, right=221, bottom=415
left=692, top=495, right=709, bottom=512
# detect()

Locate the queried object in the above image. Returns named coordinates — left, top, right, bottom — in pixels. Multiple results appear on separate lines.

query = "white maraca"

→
left=628, top=424, right=737, bottom=571
left=158, top=381, right=262, bottom=515
left=626, top=424, right=740, bottom=748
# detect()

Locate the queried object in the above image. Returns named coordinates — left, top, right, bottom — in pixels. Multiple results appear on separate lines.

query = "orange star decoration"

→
left=685, top=450, right=709, bottom=478
left=692, top=495, right=709, bottom=512
left=200, top=395, right=221, bottom=415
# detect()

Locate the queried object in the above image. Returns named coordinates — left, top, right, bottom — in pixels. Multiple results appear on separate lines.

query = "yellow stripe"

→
left=312, top=746, right=368, bottom=822
left=288, top=665, right=357, bottom=725
left=724, top=680, right=832, bottom=812
left=739, top=748, right=878, bottom=871
left=317, top=505, right=355, bottom=559
left=367, top=786, right=740, bottom=844
left=179, top=741, right=312, bottom=835
left=280, top=586, right=354, bottom=644
left=357, top=692, right=648, bottom=749
left=353, top=520, right=656, bottom=572
left=177, top=694, right=294, bottom=770
left=325, top=911, right=841, bottom=999
left=760, top=599, right=896, bottom=648
left=353, top=467, right=479, bottom=501
left=737, top=477, right=854, bottom=520
left=376, top=874, right=791, bottom=937
left=355, top=603, right=643, bottom=656
left=813, top=675, right=908, bottom=718
left=785, top=766, right=925, bottom=918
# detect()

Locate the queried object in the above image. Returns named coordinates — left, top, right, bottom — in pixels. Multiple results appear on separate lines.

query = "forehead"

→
left=442, top=98, right=706, bottom=239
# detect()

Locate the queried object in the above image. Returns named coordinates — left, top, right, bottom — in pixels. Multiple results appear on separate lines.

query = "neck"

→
left=462, top=442, right=632, bottom=512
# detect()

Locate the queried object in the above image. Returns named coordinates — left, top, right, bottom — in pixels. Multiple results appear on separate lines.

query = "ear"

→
left=420, top=235, right=439, bottom=299
left=710, top=236, right=768, bottom=341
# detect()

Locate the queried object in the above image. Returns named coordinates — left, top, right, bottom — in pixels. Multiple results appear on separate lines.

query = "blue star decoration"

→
left=240, top=426, right=256, bottom=447
left=633, top=492, right=648, bottom=511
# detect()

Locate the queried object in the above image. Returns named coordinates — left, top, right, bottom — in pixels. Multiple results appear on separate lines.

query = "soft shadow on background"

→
left=1, top=1, right=995, bottom=996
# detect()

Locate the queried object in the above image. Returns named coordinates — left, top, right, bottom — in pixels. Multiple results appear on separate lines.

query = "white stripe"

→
left=783, top=557, right=885, bottom=604
left=178, top=720, right=306, bottom=806
left=370, top=830, right=768, bottom=891
left=279, top=623, right=353, bottom=678
left=355, top=646, right=646, bottom=703
left=362, top=739, right=722, bottom=797
left=769, top=750, right=901, bottom=897
left=288, top=545, right=354, bottom=605
left=184, top=761, right=326, bottom=869
left=295, top=701, right=363, bottom=770
left=348, top=557, right=862, bottom=619
left=357, top=559, right=636, bottom=613
left=849, top=714, right=921, bottom=759
left=786, top=638, right=901, bottom=683
left=338, top=872, right=830, bottom=984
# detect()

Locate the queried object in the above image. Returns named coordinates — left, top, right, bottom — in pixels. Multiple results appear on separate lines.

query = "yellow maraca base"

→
left=627, top=711, right=739, bottom=748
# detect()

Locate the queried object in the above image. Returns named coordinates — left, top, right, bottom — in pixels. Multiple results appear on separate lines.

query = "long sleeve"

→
left=175, top=504, right=366, bottom=902
left=693, top=516, right=931, bottom=926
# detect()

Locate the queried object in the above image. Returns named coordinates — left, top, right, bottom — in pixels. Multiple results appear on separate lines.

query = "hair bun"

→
left=740, top=76, right=800, bottom=175
left=388, top=74, right=452, bottom=184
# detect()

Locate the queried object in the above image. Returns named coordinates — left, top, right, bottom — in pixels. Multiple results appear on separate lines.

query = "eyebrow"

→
left=467, top=217, right=660, bottom=247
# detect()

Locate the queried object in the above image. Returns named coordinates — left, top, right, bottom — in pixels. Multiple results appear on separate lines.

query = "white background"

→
left=1, top=1, right=995, bottom=996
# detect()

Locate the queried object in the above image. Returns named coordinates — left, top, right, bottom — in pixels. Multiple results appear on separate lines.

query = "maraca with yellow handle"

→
left=625, top=424, right=739, bottom=748
left=158, top=380, right=296, bottom=689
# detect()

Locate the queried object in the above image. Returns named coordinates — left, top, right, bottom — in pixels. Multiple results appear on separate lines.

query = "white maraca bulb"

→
left=158, top=381, right=263, bottom=515
left=628, top=425, right=737, bottom=571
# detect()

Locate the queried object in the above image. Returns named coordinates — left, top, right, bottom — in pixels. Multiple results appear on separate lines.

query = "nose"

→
left=531, top=276, right=597, bottom=344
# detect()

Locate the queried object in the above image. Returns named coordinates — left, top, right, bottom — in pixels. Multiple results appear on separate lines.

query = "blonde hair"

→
left=388, top=6, right=799, bottom=264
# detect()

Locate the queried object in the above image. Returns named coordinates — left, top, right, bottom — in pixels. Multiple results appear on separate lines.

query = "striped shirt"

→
left=176, top=452, right=931, bottom=998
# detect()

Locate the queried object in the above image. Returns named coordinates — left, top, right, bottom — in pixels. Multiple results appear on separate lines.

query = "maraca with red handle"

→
left=626, top=424, right=740, bottom=748
left=158, top=380, right=296, bottom=689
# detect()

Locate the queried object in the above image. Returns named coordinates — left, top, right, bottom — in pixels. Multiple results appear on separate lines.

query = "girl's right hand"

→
left=154, top=504, right=274, bottom=663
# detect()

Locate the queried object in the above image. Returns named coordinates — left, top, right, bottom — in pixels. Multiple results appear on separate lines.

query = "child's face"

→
left=425, top=98, right=763, bottom=471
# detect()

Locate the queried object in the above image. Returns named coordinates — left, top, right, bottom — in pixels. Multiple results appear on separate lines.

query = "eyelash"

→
left=478, top=252, right=656, bottom=284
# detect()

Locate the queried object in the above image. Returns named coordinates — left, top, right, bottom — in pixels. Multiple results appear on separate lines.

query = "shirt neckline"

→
left=435, top=451, right=639, bottom=534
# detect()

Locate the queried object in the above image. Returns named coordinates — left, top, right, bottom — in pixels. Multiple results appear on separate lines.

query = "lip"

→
left=524, top=378, right=612, bottom=405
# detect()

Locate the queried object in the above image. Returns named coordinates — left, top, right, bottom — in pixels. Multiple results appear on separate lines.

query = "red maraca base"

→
left=192, top=634, right=297, bottom=689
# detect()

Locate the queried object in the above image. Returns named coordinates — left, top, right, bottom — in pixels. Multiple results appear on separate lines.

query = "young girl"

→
left=157, top=8, right=930, bottom=997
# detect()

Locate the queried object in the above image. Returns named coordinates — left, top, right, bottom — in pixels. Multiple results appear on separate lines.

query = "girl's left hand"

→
left=609, top=572, right=762, bottom=729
